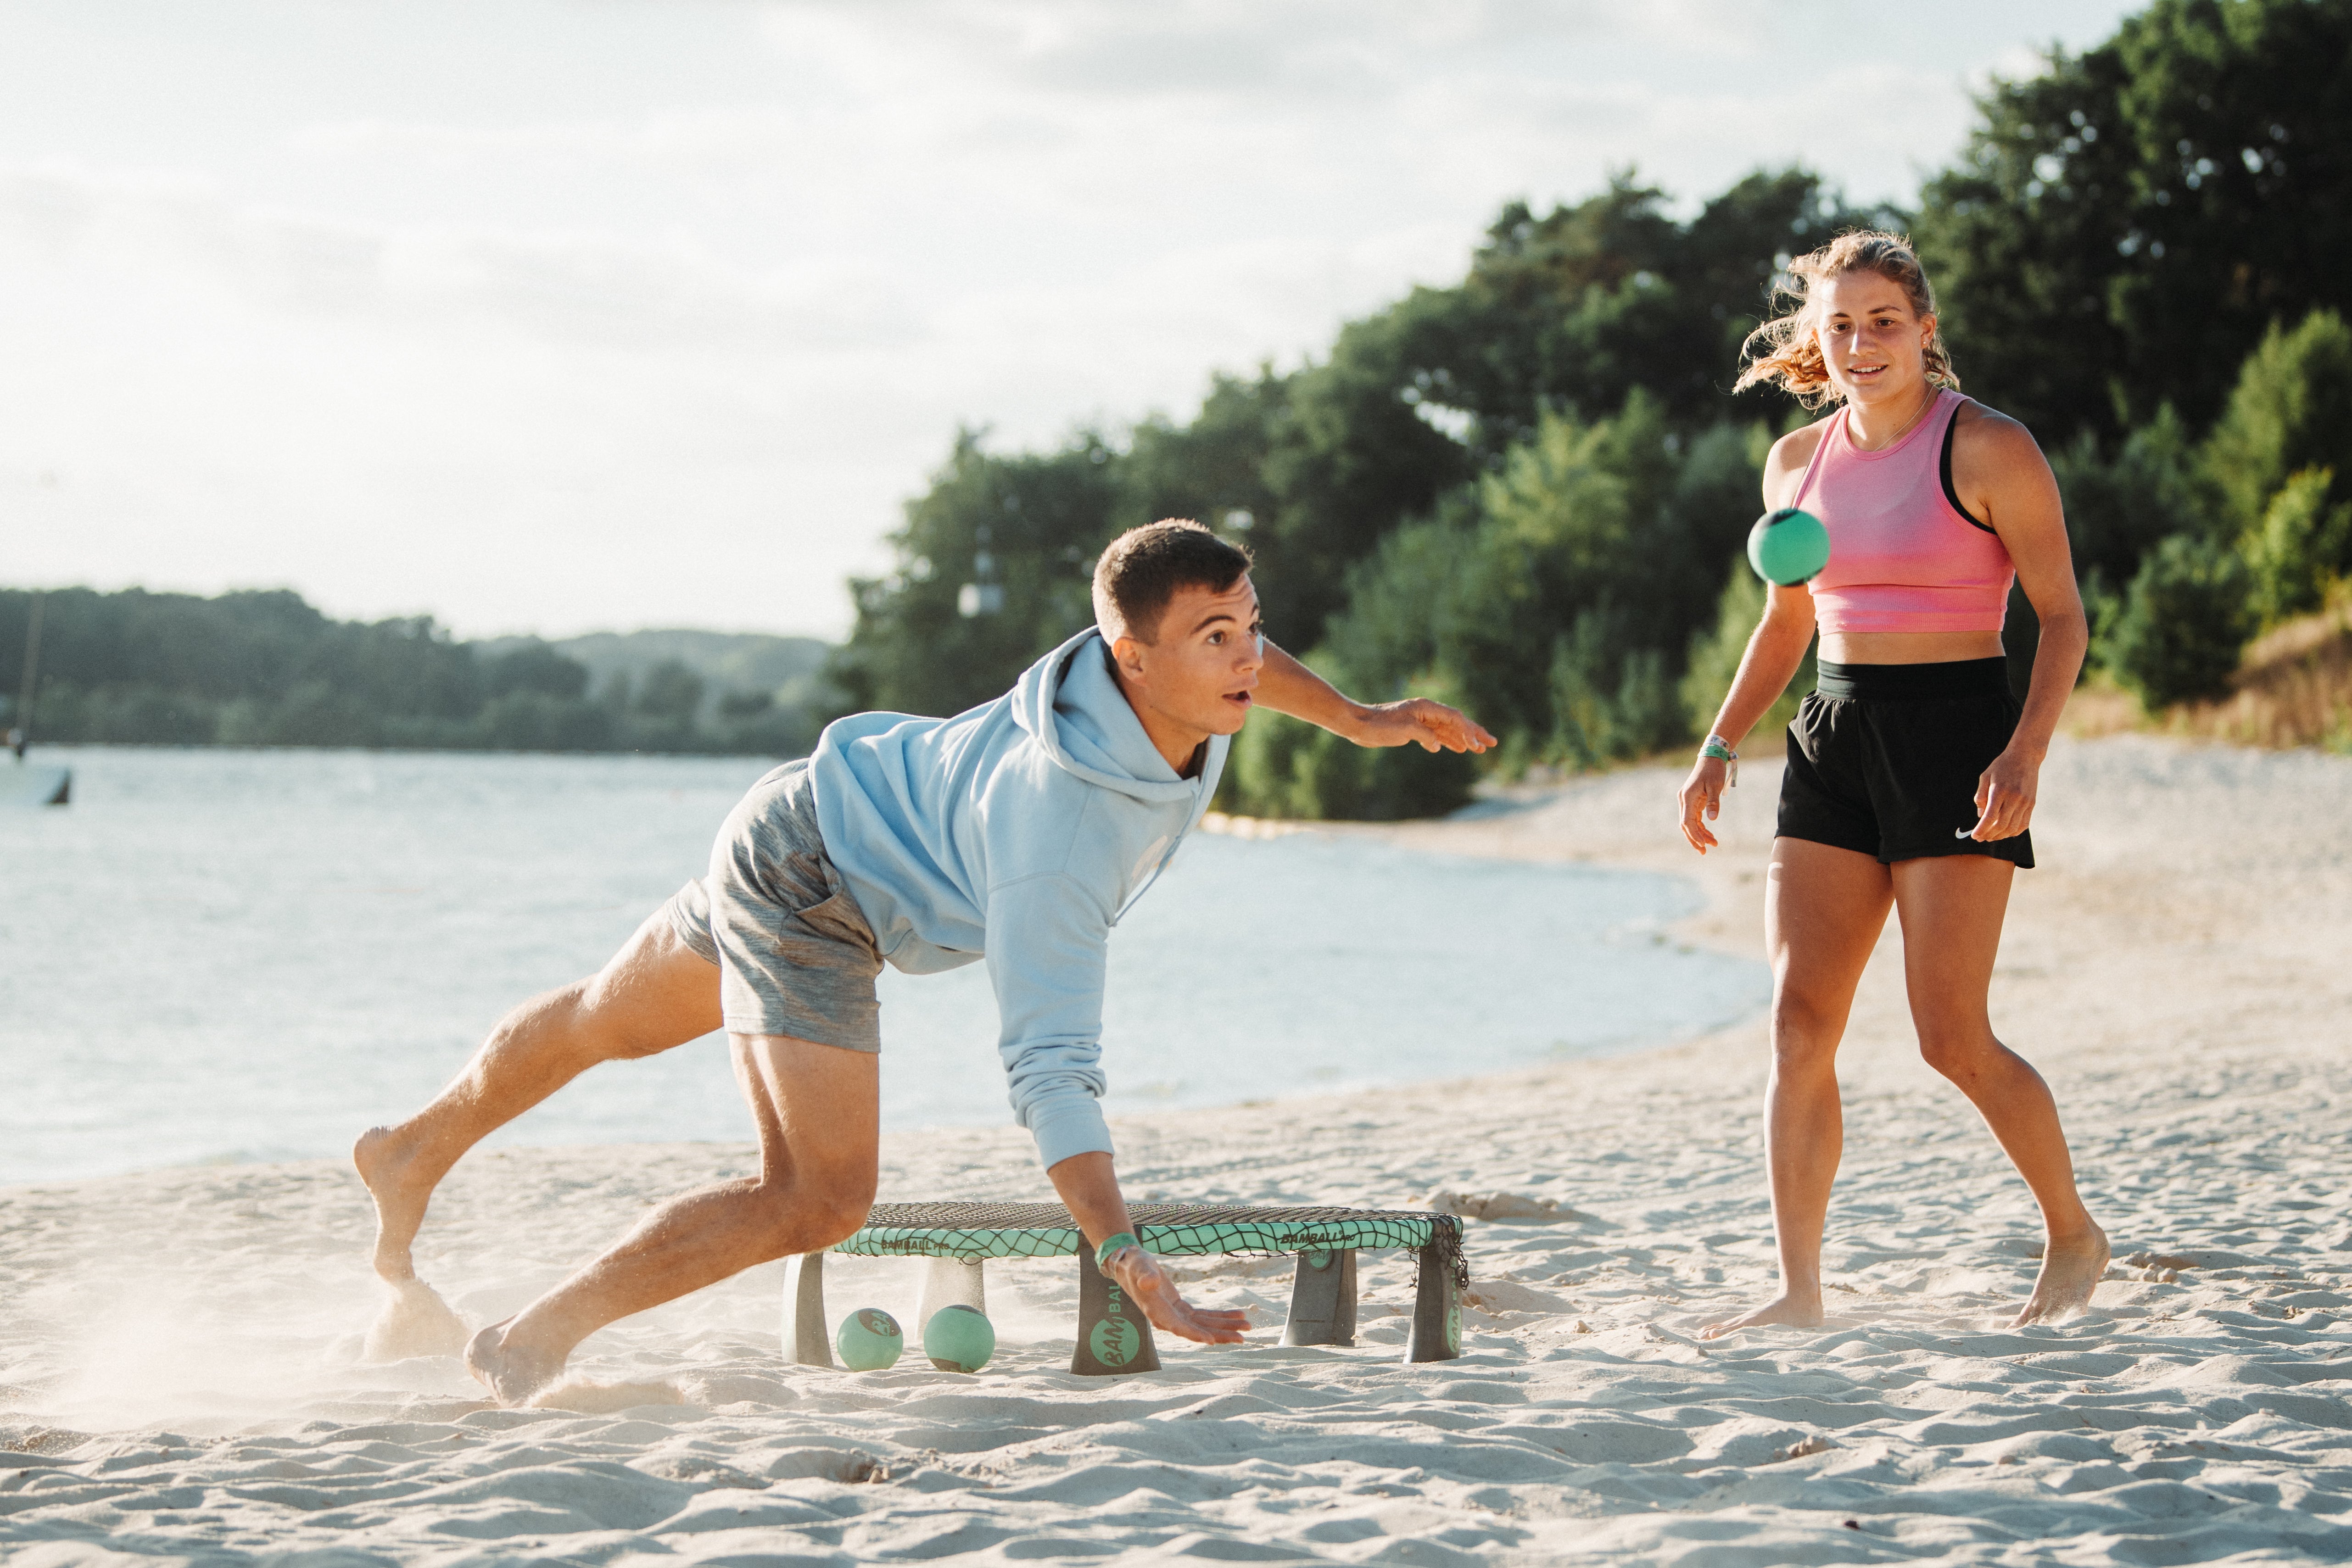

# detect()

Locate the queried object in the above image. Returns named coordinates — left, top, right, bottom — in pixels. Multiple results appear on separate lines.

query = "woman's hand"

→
left=1678, top=755, right=1731, bottom=854
left=1967, top=744, right=2042, bottom=840
left=1106, top=1248, right=1250, bottom=1344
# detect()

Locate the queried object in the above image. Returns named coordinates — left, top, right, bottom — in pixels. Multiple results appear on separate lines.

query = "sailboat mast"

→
left=12, top=592, right=42, bottom=757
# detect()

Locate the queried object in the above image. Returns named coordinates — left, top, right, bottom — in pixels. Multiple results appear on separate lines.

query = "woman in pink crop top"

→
left=1674, top=232, right=2106, bottom=1336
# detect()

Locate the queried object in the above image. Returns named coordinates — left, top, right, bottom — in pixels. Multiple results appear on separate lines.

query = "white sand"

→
left=4, top=734, right=2349, bottom=1564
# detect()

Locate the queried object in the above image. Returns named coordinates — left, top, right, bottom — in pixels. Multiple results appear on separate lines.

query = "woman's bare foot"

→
left=465, top=1319, right=566, bottom=1407
left=1698, top=1292, right=1825, bottom=1339
left=353, top=1124, right=442, bottom=1283
left=2012, top=1222, right=2109, bottom=1326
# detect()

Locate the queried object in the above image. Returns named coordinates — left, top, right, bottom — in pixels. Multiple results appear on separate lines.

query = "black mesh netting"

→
left=836, top=1202, right=1459, bottom=1275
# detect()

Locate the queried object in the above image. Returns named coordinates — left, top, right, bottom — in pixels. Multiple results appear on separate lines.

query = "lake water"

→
left=0, top=748, right=1767, bottom=1185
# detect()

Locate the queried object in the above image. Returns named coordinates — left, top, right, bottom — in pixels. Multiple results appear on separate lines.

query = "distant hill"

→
left=0, top=585, right=843, bottom=756
left=520, top=630, right=840, bottom=715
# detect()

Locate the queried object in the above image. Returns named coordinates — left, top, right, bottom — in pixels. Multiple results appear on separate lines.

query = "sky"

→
left=0, top=0, right=2146, bottom=642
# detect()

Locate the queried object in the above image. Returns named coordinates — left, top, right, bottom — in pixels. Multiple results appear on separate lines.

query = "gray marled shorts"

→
left=662, top=759, right=884, bottom=1051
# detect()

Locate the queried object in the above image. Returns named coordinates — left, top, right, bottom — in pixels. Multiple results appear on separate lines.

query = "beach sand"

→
left=4, top=734, right=2348, bottom=1564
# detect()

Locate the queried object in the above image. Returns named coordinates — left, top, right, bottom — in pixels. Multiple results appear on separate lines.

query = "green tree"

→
left=2049, top=406, right=2214, bottom=605
left=1115, top=369, right=1287, bottom=543
left=831, top=429, right=1122, bottom=717
left=484, top=639, right=592, bottom=701
left=0, top=584, right=815, bottom=756
left=2202, top=308, right=2352, bottom=535
left=1276, top=396, right=1763, bottom=815
left=2103, top=533, right=2254, bottom=708
left=2242, top=466, right=2352, bottom=625
left=1918, top=0, right=2352, bottom=442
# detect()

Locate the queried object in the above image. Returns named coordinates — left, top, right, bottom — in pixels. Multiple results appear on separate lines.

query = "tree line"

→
left=8, top=1, right=2344, bottom=787
left=0, top=586, right=828, bottom=757
left=831, top=0, right=2352, bottom=818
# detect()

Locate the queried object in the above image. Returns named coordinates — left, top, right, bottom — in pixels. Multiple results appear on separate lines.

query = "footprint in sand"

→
left=362, top=1278, right=472, bottom=1362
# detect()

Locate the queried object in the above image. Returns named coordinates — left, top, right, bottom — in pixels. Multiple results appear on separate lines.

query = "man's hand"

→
left=1048, top=1150, right=1251, bottom=1347
left=1255, top=643, right=1495, bottom=753
left=1349, top=698, right=1497, bottom=754
left=1106, top=1247, right=1251, bottom=1344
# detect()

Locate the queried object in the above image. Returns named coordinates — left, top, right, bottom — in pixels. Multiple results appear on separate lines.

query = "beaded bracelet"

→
left=1699, top=735, right=1738, bottom=787
left=1095, top=1231, right=1143, bottom=1271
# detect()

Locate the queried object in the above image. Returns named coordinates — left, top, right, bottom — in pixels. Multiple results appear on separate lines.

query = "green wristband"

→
left=1095, top=1231, right=1142, bottom=1270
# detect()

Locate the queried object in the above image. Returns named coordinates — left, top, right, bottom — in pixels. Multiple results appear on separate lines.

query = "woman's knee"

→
left=1769, top=990, right=1845, bottom=1065
left=1915, top=1022, right=1996, bottom=1079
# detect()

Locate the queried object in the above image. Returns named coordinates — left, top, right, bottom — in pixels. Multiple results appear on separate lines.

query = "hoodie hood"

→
left=801, top=632, right=1235, bottom=1173
left=1011, top=628, right=1207, bottom=806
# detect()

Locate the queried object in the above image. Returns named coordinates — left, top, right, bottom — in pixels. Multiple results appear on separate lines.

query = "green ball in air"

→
left=836, top=1307, right=904, bottom=1371
left=1748, top=507, right=1831, bottom=586
left=922, top=1303, right=996, bottom=1373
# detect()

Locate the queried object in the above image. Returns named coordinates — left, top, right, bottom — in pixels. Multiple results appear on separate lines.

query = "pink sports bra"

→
left=1792, top=388, right=2014, bottom=635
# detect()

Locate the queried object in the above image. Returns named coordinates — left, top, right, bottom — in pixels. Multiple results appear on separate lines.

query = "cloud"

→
left=1, top=163, right=927, bottom=354
left=0, top=0, right=2145, bottom=637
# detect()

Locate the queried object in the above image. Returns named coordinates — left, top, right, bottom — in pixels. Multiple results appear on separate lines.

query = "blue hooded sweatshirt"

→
left=807, top=628, right=1227, bottom=1169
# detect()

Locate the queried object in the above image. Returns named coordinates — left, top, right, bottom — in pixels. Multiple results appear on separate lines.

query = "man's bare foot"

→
left=1698, top=1293, right=1825, bottom=1340
left=2012, top=1222, right=2109, bottom=1326
left=362, top=1277, right=471, bottom=1362
left=354, top=1124, right=441, bottom=1283
left=465, top=1319, right=566, bottom=1407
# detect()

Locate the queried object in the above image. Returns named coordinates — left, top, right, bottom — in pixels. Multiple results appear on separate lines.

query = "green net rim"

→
left=832, top=1202, right=1453, bottom=1263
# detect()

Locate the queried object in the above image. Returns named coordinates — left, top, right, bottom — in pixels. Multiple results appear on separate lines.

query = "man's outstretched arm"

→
left=1255, top=641, right=1496, bottom=753
left=1048, top=1151, right=1251, bottom=1345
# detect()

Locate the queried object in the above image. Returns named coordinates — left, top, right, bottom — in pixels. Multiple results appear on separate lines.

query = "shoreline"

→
left=4, top=733, right=2349, bottom=1564
left=2, top=794, right=1764, bottom=1195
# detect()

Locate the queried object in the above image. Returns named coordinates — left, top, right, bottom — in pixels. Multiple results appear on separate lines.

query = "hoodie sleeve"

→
left=983, top=870, right=1117, bottom=1169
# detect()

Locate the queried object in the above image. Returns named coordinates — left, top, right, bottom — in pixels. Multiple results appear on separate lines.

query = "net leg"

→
left=782, top=1252, right=833, bottom=1368
left=1406, top=1228, right=1464, bottom=1363
left=1281, top=1248, right=1357, bottom=1347
left=1072, top=1246, right=1160, bottom=1376
left=916, top=1256, right=986, bottom=1337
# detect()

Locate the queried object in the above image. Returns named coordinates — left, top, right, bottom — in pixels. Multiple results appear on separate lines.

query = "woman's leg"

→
left=1891, top=854, right=2107, bottom=1323
left=1701, top=837, right=1894, bottom=1337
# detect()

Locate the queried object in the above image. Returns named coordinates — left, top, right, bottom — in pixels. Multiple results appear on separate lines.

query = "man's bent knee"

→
left=800, top=1172, right=877, bottom=1248
left=749, top=1173, right=874, bottom=1258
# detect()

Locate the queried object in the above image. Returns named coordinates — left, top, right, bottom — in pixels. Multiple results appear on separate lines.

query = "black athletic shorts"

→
left=1776, top=657, right=2034, bottom=869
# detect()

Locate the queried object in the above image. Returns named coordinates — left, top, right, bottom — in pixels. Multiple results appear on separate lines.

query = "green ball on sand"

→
left=922, top=1303, right=996, bottom=1373
left=836, top=1307, right=904, bottom=1371
left=1748, top=507, right=1831, bottom=586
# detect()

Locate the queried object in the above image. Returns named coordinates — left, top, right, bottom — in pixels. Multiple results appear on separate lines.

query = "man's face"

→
left=1112, top=575, right=1265, bottom=749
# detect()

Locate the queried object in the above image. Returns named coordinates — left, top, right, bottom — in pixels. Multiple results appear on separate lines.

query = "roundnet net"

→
left=836, top=1202, right=1462, bottom=1283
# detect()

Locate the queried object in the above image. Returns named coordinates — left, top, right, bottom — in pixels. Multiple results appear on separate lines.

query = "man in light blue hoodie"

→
left=356, top=520, right=1494, bottom=1403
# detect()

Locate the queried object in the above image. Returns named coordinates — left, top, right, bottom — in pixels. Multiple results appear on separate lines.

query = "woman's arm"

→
left=1254, top=641, right=1497, bottom=753
left=1950, top=408, right=2089, bottom=840
left=1676, top=585, right=1817, bottom=854
left=1676, top=426, right=1825, bottom=854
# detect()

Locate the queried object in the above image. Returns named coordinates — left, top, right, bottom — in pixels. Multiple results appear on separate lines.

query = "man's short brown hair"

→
left=1091, top=519, right=1254, bottom=643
